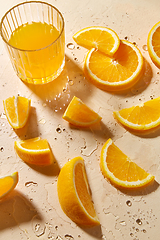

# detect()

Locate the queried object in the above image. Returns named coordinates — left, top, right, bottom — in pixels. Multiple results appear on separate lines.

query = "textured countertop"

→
left=0, top=0, right=160, bottom=239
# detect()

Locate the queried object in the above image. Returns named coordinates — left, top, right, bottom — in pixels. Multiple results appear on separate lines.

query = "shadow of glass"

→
left=0, top=190, right=42, bottom=231
left=23, top=55, right=94, bottom=114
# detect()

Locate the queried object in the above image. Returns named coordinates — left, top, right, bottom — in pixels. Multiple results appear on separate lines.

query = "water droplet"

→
left=56, top=127, right=62, bottom=133
left=35, top=224, right=40, bottom=232
left=130, top=233, right=134, bottom=237
left=142, top=229, right=146, bottom=233
left=103, top=208, right=108, bottom=214
left=120, top=220, right=126, bottom=226
left=136, top=218, right=142, bottom=225
left=133, top=42, right=137, bottom=45
left=74, top=57, right=78, bottom=61
left=63, top=87, right=67, bottom=93
left=65, top=234, right=74, bottom=239
left=0, top=147, right=4, bottom=152
left=34, top=223, right=46, bottom=237
left=56, top=236, right=63, bottom=240
left=142, top=45, right=148, bottom=51
left=126, top=200, right=132, bottom=207
left=67, top=43, right=75, bottom=50
left=112, top=59, right=118, bottom=65
left=0, top=113, right=6, bottom=119
left=124, top=36, right=129, bottom=40
left=39, top=118, right=46, bottom=124
left=102, top=235, right=107, bottom=240
left=25, top=181, right=38, bottom=187
left=136, top=228, right=139, bottom=232
left=68, top=80, right=74, bottom=86
left=42, top=103, right=47, bottom=107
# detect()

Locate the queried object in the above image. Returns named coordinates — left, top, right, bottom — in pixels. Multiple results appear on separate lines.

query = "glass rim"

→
left=0, top=1, right=65, bottom=52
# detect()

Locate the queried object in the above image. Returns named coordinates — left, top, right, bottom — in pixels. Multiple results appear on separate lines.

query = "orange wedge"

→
left=114, top=97, right=160, bottom=131
left=73, top=26, right=120, bottom=56
left=14, top=137, right=53, bottom=166
left=100, top=139, right=154, bottom=189
left=62, top=96, right=102, bottom=127
left=147, top=21, right=160, bottom=69
left=0, top=172, right=18, bottom=199
left=57, top=156, right=100, bottom=227
left=84, top=40, right=144, bottom=91
left=3, top=96, right=31, bottom=129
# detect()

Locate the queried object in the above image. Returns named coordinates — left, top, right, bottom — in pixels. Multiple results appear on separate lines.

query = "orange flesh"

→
left=106, top=143, right=149, bottom=181
left=119, top=98, right=160, bottom=125
left=5, top=97, right=17, bottom=124
left=88, top=41, right=139, bottom=82
left=20, top=139, right=49, bottom=150
left=64, top=97, right=101, bottom=123
left=152, top=26, right=160, bottom=58
left=75, top=29, right=116, bottom=52
left=75, top=163, right=96, bottom=218
left=0, top=177, right=14, bottom=197
left=17, top=97, right=30, bottom=125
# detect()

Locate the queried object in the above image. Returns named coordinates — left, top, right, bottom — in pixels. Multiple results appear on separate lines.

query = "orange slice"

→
left=114, top=97, right=160, bottom=131
left=14, top=137, right=53, bottom=166
left=3, top=96, right=31, bottom=129
left=84, top=40, right=144, bottom=91
left=147, top=21, right=160, bottom=68
left=62, top=96, right=102, bottom=127
left=100, top=138, right=154, bottom=189
left=73, top=26, right=120, bottom=56
left=57, top=156, right=100, bottom=227
left=0, top=172, right=18, bottom=199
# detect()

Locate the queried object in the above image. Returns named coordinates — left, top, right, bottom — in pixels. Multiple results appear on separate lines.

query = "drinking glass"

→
left=0, top=1, right=65, bottom=84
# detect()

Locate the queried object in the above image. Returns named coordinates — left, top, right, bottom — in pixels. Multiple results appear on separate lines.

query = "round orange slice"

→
left=84, top=40, right=144, bottom=91
left=113, top=97, right=160, bottom=131
left=147, top=21, right=160, bottom=69
left=62, top=96, right=102, bottom=127
left=73, top=26, right=120, bottom=56
left=0, top=172, right=18, bottom=199
left=100, top=138, right=154, bottom=189
left=57, top=156, right=100, bottom=227
left=3, top=96, right=31, bottom=129
left=14, top=137, right=54, bottom=166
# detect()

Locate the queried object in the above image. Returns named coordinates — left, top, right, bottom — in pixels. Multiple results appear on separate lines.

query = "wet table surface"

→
left=0, top=0, right=160, bottom=239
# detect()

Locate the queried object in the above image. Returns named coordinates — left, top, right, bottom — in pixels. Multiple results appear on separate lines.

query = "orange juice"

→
left=8, top=22, right=65, bottom=84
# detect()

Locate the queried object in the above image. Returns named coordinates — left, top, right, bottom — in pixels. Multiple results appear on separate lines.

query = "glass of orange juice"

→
left=0, top=1, right=65, bottom=84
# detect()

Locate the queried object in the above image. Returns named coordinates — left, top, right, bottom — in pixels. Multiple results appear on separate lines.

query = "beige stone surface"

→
left=0, top=0, right=160, bottom=239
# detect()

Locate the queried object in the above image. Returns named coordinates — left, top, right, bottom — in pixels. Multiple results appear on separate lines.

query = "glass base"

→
left=17, top=58, right=65, bottom=85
